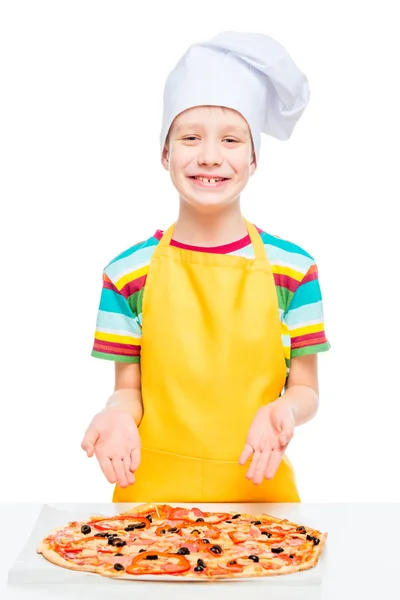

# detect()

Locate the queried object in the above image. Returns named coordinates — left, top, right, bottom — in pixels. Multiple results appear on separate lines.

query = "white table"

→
left=1, top=502, right=398, bottom=600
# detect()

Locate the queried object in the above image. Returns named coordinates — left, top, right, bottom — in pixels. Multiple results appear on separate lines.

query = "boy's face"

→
left=162, top=106, right=256, bottom=211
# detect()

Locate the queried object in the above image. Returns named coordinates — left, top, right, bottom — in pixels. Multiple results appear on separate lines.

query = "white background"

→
left=1, top=0, right=398, bottom=503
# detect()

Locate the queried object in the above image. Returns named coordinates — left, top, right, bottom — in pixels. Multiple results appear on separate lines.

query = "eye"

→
left=182, top=136, right=198, bottom=141
left=224, top=138, right=239, bottom=144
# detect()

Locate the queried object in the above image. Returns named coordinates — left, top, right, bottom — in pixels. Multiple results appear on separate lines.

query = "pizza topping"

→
left=202, top=538, right=210, bottom=544
left=81, top=525, right=91, bottom=535
left=194, top=565, right=205, bottom=572
left=125, top=523, right=146, bottom=531
left=248, top=555, right=259, bottom=562
left=176, top=547, right=190, bottom=555
left=306, top=534, right=314, bottom=541
left=114, top=563, right=125, bottom=571
left=126, top=551, right=191, bottom=575
left=145, top=554, right=159, bottom=560
left=251, top=521, right=262, bottom=525
left=313, top=537, right=320, bottom=545
left=232, top=514, right=241, bottom=519
left=209, top=544, right=223, bottom=554
left=261, top=531, right=272, bottom=537
left=197, top=558, right=206, bottom=568
left=114, top=552, right=123, bottom=556
left=191, top=529, right=201, bottom=535
left=271, top=547, right=284, bottom=554
left=145, top=514, right=153, bottom=523
left=296, top=526, right=306, bottom=534
left=286, top=538, right=305, bottom=546
left=108, top=537, right=123, bottom=546
left=89, top=516, right=151, bottom=531
left=196, top=518, right=205, bottom=522
left=94, top=532, right=108, bottom=538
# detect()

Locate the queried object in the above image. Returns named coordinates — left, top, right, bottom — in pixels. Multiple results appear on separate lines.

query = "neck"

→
left=172, top=199, right=248, bottom=247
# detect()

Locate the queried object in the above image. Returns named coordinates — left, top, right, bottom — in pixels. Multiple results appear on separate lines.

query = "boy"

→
left=81, top=31, right=330, bottom=503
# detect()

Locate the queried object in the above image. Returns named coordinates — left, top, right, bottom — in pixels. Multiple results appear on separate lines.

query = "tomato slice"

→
left=89, top=516, right=151, bottom=531
left=126, top=551, right=191, bottom=575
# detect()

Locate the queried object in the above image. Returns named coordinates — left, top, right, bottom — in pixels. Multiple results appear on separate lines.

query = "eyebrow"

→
left=175, top=122, right=248, bottom=136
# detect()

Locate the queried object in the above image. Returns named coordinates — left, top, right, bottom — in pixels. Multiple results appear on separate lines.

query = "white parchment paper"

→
left=7, top=503, right=327, bottom=585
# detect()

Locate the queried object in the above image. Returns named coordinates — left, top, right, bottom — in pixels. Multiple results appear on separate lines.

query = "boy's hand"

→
left=239, top=401, right=295, bottom=485
left=81, top=408, right=141, bottom=488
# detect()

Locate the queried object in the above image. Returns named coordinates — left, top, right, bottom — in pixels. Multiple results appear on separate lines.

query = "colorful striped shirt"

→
left=91, top=227, right=330, bottom=376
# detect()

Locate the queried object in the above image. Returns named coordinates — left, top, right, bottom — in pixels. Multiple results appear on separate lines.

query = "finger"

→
left=81, top=429, right=99, bottom=457
left=239, top=443, right=254, bottom=465
left=252, top=441, right=275, bottom=485
left=112, top=456, right=128, bottom=489
left=123, top=454, right=135, bottom=485
left=98, top=457, right=116, bottom=484
left=130, top=447, right=141, bottom=472
left=265, top=447, right=286, bottom=480
left=278, top=428, right=294, bottom=447
left=246, top=449, right=261, bottom=480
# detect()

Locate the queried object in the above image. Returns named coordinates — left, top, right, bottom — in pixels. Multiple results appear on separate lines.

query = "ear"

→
left=161, top=144, right=169, bottom=171
left=250, top=150, right=257, bottom=176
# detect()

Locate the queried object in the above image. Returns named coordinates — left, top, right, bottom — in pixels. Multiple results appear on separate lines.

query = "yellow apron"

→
left=113, top=220, right=300, bottom=503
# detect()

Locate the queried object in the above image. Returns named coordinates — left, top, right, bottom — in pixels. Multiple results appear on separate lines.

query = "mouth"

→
left=188, top=176, right=231, bottom=188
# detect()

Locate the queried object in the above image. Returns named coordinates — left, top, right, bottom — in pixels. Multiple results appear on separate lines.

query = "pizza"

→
left=37, top=503, right=327, bottom=579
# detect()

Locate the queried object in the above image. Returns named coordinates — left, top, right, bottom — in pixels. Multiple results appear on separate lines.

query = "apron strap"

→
left=158, top=219, right=266, bottom=260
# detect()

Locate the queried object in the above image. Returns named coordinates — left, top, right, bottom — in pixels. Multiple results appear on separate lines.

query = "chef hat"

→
left=160, top=31, right=310, bottom=163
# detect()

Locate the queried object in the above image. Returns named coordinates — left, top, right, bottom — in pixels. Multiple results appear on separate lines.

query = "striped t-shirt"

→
left=91, top=227, right=330, bottom=376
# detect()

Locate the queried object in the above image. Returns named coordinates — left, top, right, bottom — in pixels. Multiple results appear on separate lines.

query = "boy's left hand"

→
left=239, top=401, right=295, bottom=485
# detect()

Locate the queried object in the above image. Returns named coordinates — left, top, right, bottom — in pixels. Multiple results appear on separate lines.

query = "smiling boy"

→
left=82, top=31, right=330, bottom=502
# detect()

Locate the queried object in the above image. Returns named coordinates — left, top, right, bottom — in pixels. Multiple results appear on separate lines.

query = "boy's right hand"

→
left=81, top=408, right=141, bottom=488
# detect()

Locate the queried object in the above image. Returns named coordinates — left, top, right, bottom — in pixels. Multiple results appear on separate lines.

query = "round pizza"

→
left=37, top=503, right=327, bottom=579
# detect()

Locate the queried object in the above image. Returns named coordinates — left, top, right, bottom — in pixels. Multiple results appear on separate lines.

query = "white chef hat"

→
left=160, top=31, right=310, bottom=163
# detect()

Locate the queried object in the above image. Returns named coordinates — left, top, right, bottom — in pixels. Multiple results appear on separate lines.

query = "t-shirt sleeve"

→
left=91, top=271, right=141, bottom=363
left=284, top=263, right=330, bottom=358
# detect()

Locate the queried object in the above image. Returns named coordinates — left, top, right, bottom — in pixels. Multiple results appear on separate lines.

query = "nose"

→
left=197, top=140, right=223, bottom=166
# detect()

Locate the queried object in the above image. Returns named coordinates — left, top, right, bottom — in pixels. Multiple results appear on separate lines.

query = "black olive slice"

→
left=176, top=547, right=190, bottom=555
left=209, top=545, right=222, bottom=554
left=145, top=554, right=159, bottom=560
left=248, top=555, right=259, bottom=562
left=81, top=525, right=91, bottom=535
left=231, top=514, right=241, bottom=519
left=114, top=563, right=124, bottom=571
left=271, top=547, right=284, bottom=554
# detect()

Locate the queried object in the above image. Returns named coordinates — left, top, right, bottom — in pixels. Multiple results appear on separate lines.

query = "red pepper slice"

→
left=126, top=551, right=191, bottom=575
left=228, top=531, right=248, bottom=544
left=88, top=516, right=151, bottom=531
